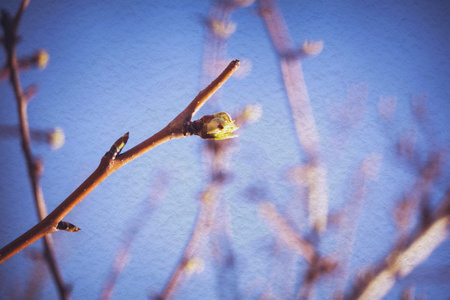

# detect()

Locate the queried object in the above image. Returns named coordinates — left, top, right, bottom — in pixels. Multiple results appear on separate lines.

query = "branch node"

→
left=1, top=10, right=17, bottom=46
left=182, top=113, right=238, bottom=140
left=182, top=120, right=203, bottom=137
left=34, top=157, right=44, bottom=176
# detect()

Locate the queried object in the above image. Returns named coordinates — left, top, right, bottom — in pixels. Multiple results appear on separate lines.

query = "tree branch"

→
left=345, top=191, right=450, bottom=300
left=1, top=3, right=70, bottom=299
left=258, top=0, right=328, bottom=234
left=0, top=59, right=240, bottom=265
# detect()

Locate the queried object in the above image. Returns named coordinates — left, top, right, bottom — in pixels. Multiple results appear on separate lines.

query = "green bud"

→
left=200, top=112, right=238, bottom=140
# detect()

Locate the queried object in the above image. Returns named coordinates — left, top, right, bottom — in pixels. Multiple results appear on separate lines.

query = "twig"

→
left=100, top=175, right=168, bottom=300
left=157, top=105, right=257, bottom=300
left=158, top=103, right=260, bottom=298
left=0, top=125, right=64, bottom=149
left=258, top=0, right=328, bottom=233
left=345, top=191, right=450, bottom=300
left=393, top=152, right=445, bottom=237
left=157, top=5, right=255, bottom=297
left=158, top=181, right=223, bottom=300
left=0, top=50, right=49, bottom=82
left=1, top=3, right=70, bottom=299
left=201, top=0, right=236, bottom=88
left=258, top=201, right=338, bottom=299
left=0, top=59, right=240, bottom=264
left=332, top=154, right=382, bottom=294
left=259, top=201, right=316, bottom=263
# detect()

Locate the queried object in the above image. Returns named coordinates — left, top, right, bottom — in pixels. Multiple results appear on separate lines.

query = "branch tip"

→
left=184, top=59, right=241, bottom=121
left=122, top=132, right=130, bottom=145
left=107, top=132, right=130, bottom=160
left=117, top=132, right=129, bottom=151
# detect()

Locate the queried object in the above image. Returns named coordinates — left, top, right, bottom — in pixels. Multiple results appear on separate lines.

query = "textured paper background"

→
left=0, top=0, right=449, bottom=299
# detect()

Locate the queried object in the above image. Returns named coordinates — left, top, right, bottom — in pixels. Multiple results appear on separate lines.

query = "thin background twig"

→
left=1, top=1, right=70, bottom=298
left=258, top=0, right=329, bottom=234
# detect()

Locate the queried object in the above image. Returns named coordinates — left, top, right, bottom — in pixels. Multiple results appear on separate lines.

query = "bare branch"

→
left=345, top=192, right=450, bottom=300
left=100, top=175, right=168, bottom=300
left=157, top=106, right=254, bottom=299
left=0, top=59, right=240, bottom=264
left=259, top=201, right=316, bottom=263
left=258, top=0, right=328, bottom=233
left=1, top=2, right=70, bottom=298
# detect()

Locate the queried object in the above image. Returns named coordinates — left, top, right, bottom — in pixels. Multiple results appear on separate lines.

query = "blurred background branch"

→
left=1, top=1, right=69, bottom=299
left=259, top=0, right=329, bottom=234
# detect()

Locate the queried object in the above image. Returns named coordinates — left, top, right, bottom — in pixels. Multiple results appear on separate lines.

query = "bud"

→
left=199, top=112, right=238, bottom=140
left=35, top=49, right=49, bottom=69
left=240, top=104, right=262, bottom=124
left=185, top=257, right=205, bottom=275
left=57, top=221, right=81, bottom=232
left=208, top=19, right=236, bottom=39
left=48, top=127, right=65, bottom=150
left=301, top=40, right=323, bottom=56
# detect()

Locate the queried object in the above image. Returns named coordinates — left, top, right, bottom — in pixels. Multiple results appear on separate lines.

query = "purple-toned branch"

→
left=1, top=2, right=70, bottom=299
left=258, top=0, right=328, bottom=234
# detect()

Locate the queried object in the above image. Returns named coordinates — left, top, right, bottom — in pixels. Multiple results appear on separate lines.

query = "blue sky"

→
left=1, top=0, right=449, bottom=299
